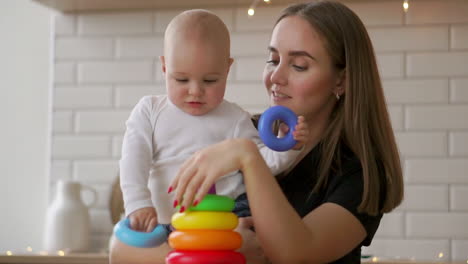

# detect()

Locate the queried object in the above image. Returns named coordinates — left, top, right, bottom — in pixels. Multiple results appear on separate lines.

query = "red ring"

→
left=166, top=250, right=246, bottom=264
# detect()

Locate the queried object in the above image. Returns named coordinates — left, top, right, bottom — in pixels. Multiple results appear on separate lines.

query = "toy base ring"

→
left=166, top=250, right=246, bottom=264
left=258, top=105, right=298, bottom=152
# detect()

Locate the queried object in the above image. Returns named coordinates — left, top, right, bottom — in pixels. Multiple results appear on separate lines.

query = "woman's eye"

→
left=293, top=65, right=307, bottom=71
left=266, top=60, right=279, bottom=65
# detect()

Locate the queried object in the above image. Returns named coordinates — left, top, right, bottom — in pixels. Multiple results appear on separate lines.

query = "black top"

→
left=278, top=143, right=382, bottom=263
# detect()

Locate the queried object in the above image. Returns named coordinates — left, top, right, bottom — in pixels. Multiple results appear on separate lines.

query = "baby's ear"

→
left=159, top=56, right=166, bottom=73
left=226, top=58, right=234, bottom=74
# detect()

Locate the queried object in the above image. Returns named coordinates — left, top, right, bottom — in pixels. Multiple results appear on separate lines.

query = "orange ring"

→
left=171, top=211, right=238, bottom=230
left=168, top=230, right=242, bottom=251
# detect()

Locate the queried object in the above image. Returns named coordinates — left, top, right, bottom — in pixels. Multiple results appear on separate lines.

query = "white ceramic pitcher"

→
left=43, top=180, right=97, bottom=252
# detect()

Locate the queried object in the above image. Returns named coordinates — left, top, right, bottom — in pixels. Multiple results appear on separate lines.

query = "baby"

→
left=119, top=9, right=308, bottom=234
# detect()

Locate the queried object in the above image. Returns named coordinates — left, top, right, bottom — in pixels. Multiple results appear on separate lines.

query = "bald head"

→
left=164, top=9, right=231, bottom=58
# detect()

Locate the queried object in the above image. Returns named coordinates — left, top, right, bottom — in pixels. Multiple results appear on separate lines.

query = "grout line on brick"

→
left=447, top=24, right=452, bottom=52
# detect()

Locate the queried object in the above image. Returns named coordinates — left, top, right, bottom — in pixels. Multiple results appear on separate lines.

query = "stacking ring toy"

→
left=169, top=230, right=242, bottom=251
left=258, top=105, right=298, bottom=151
left=185, top=194, right=235, bottom=212
left=172, top=211, right=238, bottom=230
left=166, top=250, right=246, bottom=264
left=113, top=218, right=168, bottom=248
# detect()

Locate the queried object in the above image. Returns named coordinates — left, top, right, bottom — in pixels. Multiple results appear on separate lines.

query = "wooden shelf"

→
left=0, top=253, right=108, bottom=264
left=1, top=254, right=462, bottom=264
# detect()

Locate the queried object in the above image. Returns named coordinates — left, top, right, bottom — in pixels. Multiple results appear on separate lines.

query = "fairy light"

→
left=371, top=257, right=379, bottom=262
left=38, top=251, right=48, bottom=256
left=247, top=0, right=269, bottom=16
left=438, top=252, right=444, bottom=258
left=6, top=251, right=12, bottom=256
left=26, top=246, right=32, bottom=252
left=57, top=250, right=65, bottom=256
left=403, top=0, right=409, bottom=12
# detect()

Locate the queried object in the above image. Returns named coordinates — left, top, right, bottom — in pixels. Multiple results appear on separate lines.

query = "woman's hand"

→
left=169, top=138, right=259, bottom=212
left=236, top=217, right=270, bottom=264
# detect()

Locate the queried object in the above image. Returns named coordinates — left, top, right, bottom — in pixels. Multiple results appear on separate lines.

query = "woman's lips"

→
left=272, top=91, right=291, bottom=102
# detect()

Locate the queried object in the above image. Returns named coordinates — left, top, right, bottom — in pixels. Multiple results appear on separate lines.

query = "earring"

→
left=335, top=93, right=340, bottom=100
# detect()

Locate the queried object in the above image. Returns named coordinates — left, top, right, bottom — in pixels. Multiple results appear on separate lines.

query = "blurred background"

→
left=1, top=0, right=467, bottom=262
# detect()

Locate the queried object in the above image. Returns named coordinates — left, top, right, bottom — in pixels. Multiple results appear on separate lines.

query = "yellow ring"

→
left=168, top=230, right=242, bottom=251
left=171, top=211, right=238, bottom=230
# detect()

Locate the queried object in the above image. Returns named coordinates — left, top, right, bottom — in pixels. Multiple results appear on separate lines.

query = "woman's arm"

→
left=172, top=139, right=366, bottom=264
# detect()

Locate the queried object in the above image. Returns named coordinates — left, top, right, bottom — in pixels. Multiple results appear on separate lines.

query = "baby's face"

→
left=163, top=40, right=231, bottom=116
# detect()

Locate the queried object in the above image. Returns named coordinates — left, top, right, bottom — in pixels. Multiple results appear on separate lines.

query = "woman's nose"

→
left=269, top=64, right=287, bottom=86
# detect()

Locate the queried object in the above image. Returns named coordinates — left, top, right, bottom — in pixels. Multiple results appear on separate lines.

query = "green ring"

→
left=179, top=194, right=235, bottom=212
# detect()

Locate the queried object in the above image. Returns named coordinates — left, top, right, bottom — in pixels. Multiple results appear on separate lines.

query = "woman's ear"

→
left=334, top=69, right=346, bottom=96
left=159, top=56, right=166, bottom=73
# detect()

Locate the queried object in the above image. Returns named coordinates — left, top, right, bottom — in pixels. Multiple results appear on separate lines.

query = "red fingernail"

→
left=173, top=200, right=178, bottom=208
left=167, top=186, right=173, bottom=193
left=179, top=206, right=185, bottom=213
left=193, top=200, right=199, bottom=207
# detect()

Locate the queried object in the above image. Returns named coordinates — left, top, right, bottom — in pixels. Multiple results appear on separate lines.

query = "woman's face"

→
left=263, top=15, right=342, bottom=124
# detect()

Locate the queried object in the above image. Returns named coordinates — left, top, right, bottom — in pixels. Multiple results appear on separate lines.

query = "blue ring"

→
left=258, top=105, right=297, bottom=152
left=114, top=218, right=168, bottom=248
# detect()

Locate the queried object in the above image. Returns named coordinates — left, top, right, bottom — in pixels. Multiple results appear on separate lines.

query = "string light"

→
left=57, top=250, right=65, bottom=256
left=438, top=252, right=444, bottom=258
left=5, top=251, right=12, bottom=256
left=26, top=246, right=32, bottom=252
left=371, top=257, right=379, bottom=262
left=403, top=0, right=409, bottom=12
left=247, top=0, right=270, bottom=16
left=38, top=251, right=48, bottom=256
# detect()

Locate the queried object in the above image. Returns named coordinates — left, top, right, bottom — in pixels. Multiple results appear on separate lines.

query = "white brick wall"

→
left=51, top=0, right=468, bottom=260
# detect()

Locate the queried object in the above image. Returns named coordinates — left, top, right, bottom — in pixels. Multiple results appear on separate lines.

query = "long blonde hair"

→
left=277, top=1, right=403, bottom=215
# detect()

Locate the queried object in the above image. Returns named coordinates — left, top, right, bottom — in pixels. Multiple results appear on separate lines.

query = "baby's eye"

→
left=204, top=79, right=218, bottom=83
left=175, top=78, right=188, bottom=83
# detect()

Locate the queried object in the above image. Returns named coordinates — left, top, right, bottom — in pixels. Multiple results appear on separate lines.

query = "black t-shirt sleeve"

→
left=325, top=159, right=382, bottom=246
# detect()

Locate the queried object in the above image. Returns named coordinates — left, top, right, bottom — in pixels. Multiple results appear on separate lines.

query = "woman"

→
left=170, top=1, right=403, bottom=263
left=110, top=1, right=403, bottom=263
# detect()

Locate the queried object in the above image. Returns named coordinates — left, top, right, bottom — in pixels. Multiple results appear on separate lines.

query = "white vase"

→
left=43, top=180, right=97, bottom=252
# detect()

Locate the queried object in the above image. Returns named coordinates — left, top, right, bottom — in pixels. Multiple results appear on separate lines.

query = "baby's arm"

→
left=120, top=97, right=157, bottom=231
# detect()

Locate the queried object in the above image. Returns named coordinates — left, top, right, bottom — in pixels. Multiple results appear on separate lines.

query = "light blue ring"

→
left=114, top=218, right=168, bottom=248
left=258, top=105, right=297, bottom=152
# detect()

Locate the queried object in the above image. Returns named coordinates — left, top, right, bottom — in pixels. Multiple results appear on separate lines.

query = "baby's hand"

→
left=292, top=116, right=309, bottom=150
left=128, top=207, right=158, bottom=232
